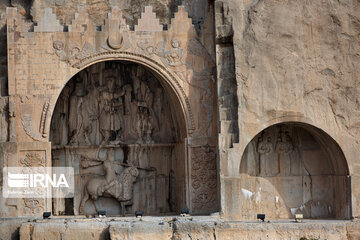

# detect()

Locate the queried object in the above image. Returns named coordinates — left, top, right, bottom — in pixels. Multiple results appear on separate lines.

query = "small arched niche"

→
left=50, top=61, right=187, bottom=216
left=239, top=122, right=351, bottom=220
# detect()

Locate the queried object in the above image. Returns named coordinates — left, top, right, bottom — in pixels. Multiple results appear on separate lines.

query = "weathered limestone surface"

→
left=109, top=221, right=173, bottom=240
left=20, top=220, right=110, bottom=240
left=0, top=218, right=29, bottom=240
left=13, top=218, right=360, bottom=240
left=216, top=0, right=360, bottom=220
left=0, top=0, right=358, bottom=238
left=238, top=123, right=351, bottom=220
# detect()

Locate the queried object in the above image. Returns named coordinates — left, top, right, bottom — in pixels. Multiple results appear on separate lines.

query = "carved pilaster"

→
left=189, top=146, right=218, bottom=214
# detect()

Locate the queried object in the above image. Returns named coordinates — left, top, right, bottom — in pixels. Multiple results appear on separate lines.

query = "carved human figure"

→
left=153, top=88, right=163, bottom=123
left=68, top=80, right=87, bottom=145
left=166, top=38, right=183, bottom=67
left=136, top=107, right=154, bottom=144
left=81, top=148, right=122, bottom=182
left=68, top=47, right=81, bottom=65
left=123, top=82, right=138, bottom=141
left=257, top=135, right=273, bottom=155
left=134, top=80, right=156, bottom=143
left=151, top=39, right=184, bottom=68
left=99, top=72, right=128, bottom=143
left=53, top=40, right=67, bottom=61
left=79, top=148, right=139, bottom=215
left=256, top=132, right=274, bottom=176
left=194, top=88, right=213, bottom=137
left=82, top=73, right=100, bottom=145
left=276, top=131, right=294, bottom=154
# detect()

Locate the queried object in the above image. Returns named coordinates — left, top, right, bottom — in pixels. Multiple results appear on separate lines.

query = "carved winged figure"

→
left=150, top=38, right=184, bottom=67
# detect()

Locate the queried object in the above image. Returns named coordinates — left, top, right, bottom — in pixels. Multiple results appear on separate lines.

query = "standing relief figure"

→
left=82, top=73, right=100, bottom=145
left=257, top=132, right=273, bottom=155
left=276, top=130, right=294, bottom=154
left=99, top=70, right=131, bottom=144
left=134, top=78, right=157, bottom=144
left=123, top=72, right=138, bottom=141
left=68, top=79, right=87, bottom=145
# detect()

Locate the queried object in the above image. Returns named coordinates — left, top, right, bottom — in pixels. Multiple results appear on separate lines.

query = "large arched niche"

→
left=50, top=60, right=188, bottom=216
left=239, top=122, right=351, bottom=220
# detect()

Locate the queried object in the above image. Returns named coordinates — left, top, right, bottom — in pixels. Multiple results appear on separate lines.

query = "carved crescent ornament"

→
left=108, top=17, right=124, bottom=49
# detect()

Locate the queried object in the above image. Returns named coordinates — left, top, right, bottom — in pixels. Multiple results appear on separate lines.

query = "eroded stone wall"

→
left=216, top=0, right=360, bottom=219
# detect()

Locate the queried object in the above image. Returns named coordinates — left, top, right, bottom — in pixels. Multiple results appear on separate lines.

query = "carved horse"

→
left=79, top=166, right=139, bottom=216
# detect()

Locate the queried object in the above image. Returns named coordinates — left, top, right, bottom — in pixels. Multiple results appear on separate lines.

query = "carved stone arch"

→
left=5, top=4, right=219, bottom=218
left=241, top=116, right=315, bottom=153
left=49, top=51, right=195, bottom=138
left=239, top=120, right=351, bottom=220
left=241, top=120, right=350, bottom=174
left=49, top=55, right=194, bottom=215
left=240, top=116, right=351, bottom=174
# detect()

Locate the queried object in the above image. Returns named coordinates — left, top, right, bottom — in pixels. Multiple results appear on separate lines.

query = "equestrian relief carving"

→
left=80, top=148, right=139, bottom=216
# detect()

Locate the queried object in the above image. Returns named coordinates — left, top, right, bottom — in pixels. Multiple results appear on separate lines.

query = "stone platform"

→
left=1, top=216, right=360, bottom=240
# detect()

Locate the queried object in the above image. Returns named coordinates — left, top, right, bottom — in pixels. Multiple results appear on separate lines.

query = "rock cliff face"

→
left=216, top=0, right=360, bottom=219
left=233, top=0, right=360, bottom=142
left=0, top=0, right=359, bottom=224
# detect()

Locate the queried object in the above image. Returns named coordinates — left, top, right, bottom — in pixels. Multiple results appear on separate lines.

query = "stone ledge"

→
left=0, top=217, right=357, bottom=240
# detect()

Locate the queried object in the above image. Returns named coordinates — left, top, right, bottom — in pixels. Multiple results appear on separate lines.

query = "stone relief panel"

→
left=50, top=62, right=176, bottom=146
left=79, top=147, right=139, bottom=216
left=19, top=150, right=46, bottom=167
left=12, top=142, right=52, bottom=217
left=53, top=143, right=176, bottom=216
left=18, top=150, right=46, bottom=216
left=14, top=95, right=52, bottom=143
left=51, top=62, right=180, bottom=215
left=190, top=146, right=218, bottom=213
left=22, top=198, right=44, bottom=215
left=240, top=124, right=349, bottom=220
